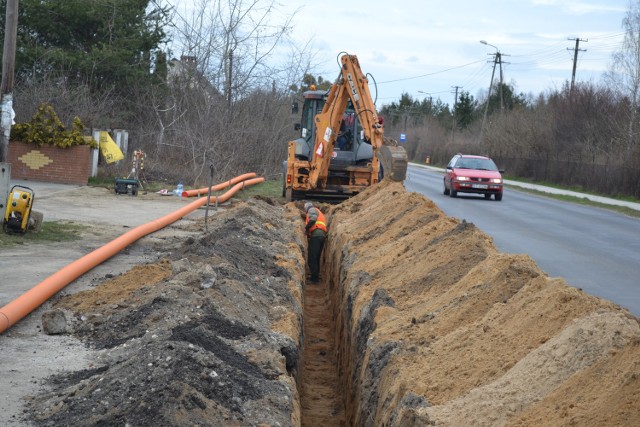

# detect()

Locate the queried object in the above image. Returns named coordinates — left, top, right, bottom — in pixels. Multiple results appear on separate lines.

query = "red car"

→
left=443, top=154, right=504, bottom=201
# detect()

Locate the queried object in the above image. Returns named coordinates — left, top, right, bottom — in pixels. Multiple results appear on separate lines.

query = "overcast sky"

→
left=170, top=0, right=629, bottom=107
left=283, top=0, right=629, bottom=106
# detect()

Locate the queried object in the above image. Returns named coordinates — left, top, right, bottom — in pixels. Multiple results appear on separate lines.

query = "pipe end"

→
left=0, top=311, right=11, bottom=334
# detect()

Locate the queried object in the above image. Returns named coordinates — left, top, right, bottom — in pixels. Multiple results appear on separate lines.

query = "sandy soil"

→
left=300, top=278, right=345, bottom=426
left=1, top=180, right=639, bottom=426
left=325, top=180, right=640, bottom=426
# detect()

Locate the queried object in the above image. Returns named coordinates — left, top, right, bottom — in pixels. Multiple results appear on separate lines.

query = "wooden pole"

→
left=1, top=0, right=19, bottom=163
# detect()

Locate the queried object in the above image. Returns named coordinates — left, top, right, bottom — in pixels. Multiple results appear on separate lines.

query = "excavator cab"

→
left=298, top=90, right=325, bottom=150
left=328, top=108, right=374, bottom=167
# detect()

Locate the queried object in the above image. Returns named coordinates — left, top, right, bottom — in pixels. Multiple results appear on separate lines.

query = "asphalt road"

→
left=405, top=164, right=640, bottom=316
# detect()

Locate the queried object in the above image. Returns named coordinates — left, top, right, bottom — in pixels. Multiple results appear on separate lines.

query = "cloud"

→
left=532, top=0, right=627, bottom=15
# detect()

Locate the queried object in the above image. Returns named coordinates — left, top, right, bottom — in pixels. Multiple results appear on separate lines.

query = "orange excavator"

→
left=283, top=53, right=408, bottom=202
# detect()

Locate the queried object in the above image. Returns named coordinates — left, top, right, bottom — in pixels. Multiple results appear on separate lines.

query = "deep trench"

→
left=299, top=273, right=347, bottom=426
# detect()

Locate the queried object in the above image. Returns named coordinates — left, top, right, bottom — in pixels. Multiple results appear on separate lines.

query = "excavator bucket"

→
left=377, top=145, right=408, bottom=182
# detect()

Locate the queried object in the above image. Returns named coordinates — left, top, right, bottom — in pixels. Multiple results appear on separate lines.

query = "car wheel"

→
left=443, top=180, right=450, bottom=195
left=484, top=193, right=491, bottom=199
left=495, top=192, right=503, bottom=201
left=450, top=187, right=457, bottom=198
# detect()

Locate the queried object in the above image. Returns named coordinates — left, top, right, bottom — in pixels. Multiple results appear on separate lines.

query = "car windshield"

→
left=455, top=157, right=498, bottom=171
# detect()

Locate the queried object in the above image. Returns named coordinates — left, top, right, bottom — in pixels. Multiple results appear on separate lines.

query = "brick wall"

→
left=8, top=141, right=92, bottom=185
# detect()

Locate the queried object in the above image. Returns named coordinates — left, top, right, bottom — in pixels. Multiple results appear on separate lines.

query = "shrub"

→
left=10, top=103, right=97, bottom=148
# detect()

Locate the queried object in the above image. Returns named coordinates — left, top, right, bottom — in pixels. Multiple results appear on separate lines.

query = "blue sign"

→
left=399, top=133, right=406, bottom=143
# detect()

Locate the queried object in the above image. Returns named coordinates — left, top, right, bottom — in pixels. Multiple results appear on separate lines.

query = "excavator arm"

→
left=308, top=54, right=408, bottom=189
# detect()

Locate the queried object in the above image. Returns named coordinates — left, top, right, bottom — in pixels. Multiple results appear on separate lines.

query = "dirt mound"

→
left=26, top=198, right=307, bottom=426
left=325, top=180, right=640, bottom=426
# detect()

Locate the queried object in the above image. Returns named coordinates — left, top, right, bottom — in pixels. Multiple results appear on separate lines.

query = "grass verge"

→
left=233, top=179, right=283, bottom=201
left=510, top=185, right=640, bottom=218
left=0, top=221, right=87, bottom=248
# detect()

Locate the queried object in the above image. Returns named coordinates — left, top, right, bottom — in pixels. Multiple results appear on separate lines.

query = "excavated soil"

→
left=3, top=181, right=640, bottom=426
left=324, top=181, right=640, bottom=426
left=24, top=196, right=306, bottom=426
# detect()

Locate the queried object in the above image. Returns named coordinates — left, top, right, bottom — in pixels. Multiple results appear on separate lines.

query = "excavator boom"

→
left=284, top=53, right=408, bottom=202
left=309, top=54, right=407, bottom=187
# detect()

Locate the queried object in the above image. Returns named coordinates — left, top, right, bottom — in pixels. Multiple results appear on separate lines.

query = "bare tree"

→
left=167, top=0, right=300, bottom=100
left=14, top=76, right=118, bottom=130
left=606, top=0, right=640, bottom=152
left=133, top=0, right=320, bottom=186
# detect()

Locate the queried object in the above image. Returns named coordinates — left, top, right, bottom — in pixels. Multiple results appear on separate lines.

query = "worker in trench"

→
left=304, top=202, right=328, bottom=284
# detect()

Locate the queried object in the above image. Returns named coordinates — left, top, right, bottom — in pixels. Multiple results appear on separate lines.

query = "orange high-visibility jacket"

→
left=305, top=208, right=328, bottom=234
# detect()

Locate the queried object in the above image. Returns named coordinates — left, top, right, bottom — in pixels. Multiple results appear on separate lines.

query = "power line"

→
left=459, top=61, right=493, bottom=97
left=588, top=31, right=625, bottom=40
left=373, top=30, right=625, bottom=103
left=377, top=59, right=486, bottom=85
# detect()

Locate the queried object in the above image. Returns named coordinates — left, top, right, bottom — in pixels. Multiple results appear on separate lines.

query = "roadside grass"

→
left=88, top=175, right=120, bottom=190
left=503, top=175, right=640, bottom=204
left=88, top=176, right=167, bottom=193
left=233, top=179, right=283, bottom=200
left=508, top=185, right=640, bottom=218
left=0, top=221, right=87, bottom=248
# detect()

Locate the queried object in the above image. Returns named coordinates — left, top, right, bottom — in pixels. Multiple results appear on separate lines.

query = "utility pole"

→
left=567, top=37, right=587, bottom=94
left=1, top=0, right=19, bottom=163
left=497, top=51, right=505, bottom=111
left=480, top=55, right=497, bottom=144
left=478, top=41, right=509, bottom=144
left=451, top=85, right=462, bottom=143
left=226, top=48, right=233, bottom=110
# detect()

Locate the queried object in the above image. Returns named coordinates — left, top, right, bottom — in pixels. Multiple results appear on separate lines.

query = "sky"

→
left=278, top=0, right=629, bottom=106
left=170, top=0, right=630, bottom=107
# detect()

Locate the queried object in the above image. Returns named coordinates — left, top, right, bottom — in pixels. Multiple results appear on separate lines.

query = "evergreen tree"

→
left=454, top=91, right=476, bottom=129
left=483, top=82, right=529, bottom=115
left=0, top=0, right=170, bottom=94
left=290, top=73, right=332, bottom=93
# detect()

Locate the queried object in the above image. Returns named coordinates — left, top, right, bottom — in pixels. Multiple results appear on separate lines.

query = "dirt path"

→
left=300, top=279, right=345, bottom=426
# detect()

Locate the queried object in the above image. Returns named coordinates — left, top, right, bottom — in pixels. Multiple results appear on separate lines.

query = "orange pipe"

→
left=181, top=172, right=257, bottom=198
left=0, top=176, right=265, bottom=334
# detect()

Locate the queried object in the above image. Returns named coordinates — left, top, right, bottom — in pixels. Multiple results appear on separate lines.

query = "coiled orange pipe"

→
left=181, top=173, right=257, bottom=197
left=0, top=175, right=264, bottom=334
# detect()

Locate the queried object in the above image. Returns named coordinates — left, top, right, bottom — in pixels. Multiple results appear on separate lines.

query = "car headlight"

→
left=457, top=176, right=470, bottom=181
left=490, top=178, right=502, bottom=184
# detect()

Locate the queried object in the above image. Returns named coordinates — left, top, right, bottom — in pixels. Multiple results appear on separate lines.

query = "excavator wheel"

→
left=377, top=145, right=408, bottom=182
